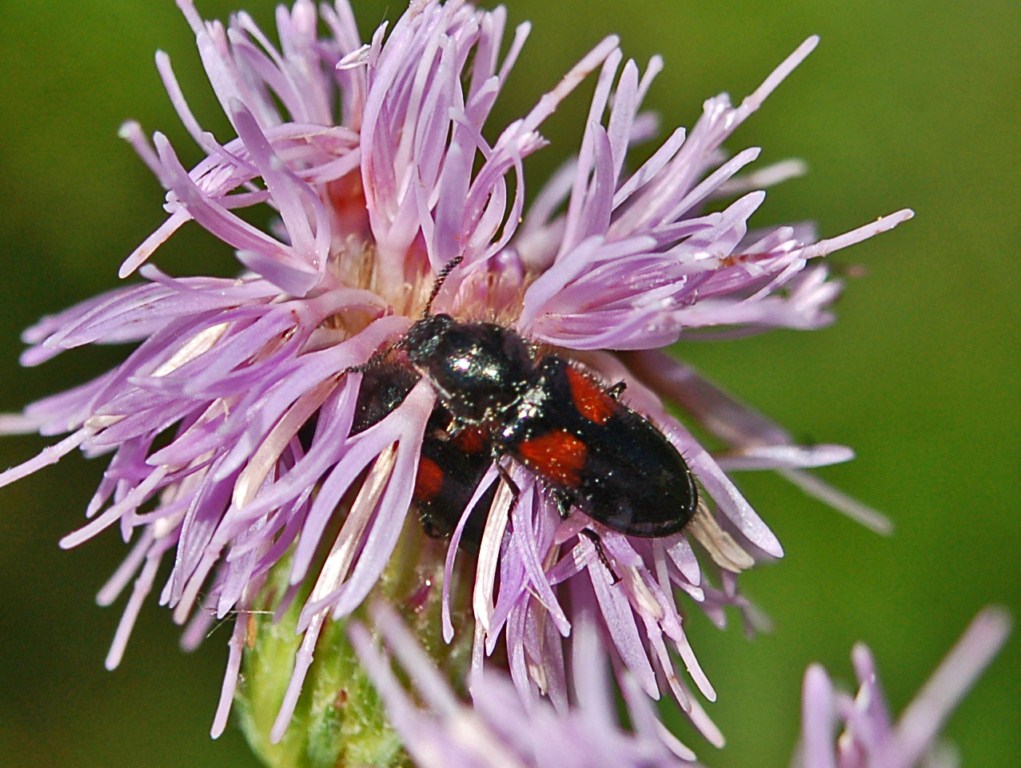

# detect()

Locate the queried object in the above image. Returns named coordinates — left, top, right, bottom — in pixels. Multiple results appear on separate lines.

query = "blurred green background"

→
left=0, top=0, right=1017, bottom=766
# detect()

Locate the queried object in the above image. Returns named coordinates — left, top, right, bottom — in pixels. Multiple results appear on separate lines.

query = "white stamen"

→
left=687, top=501, right=755, bottom=572
left=151, top=322, right=230, bottom=377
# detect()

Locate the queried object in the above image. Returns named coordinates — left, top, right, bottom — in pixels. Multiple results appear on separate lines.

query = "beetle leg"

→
left=579, top=528, right=620, bottom=585
left=495, top=460, right=522, bottom=519
left=548, top=491, right=620, bottom=583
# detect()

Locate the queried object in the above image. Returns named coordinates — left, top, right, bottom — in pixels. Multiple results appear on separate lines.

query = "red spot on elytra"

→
left=516, top=429, right=587, bottom=487
left=414, top=456, right=444, bottom=502
left=452, top=425, right=488, bottom=455
left=565, top=366, right=615, bottom=425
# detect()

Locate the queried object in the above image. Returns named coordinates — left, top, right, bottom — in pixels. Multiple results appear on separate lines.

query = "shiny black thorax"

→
left=402, top=314, right=536, bottom=424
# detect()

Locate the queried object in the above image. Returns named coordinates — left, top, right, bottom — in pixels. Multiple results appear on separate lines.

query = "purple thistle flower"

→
left=352, top=606, right=1010, bottom=768
left=797, top=608, right=1011, bottom=768
left=351, top=602, right=697, bottom=768
left=0, top=0, right=912, bottom=751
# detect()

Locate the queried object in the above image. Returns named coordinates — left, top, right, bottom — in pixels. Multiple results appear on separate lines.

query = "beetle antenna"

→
left=344, top=256, right=465, bottom=376
left=344, top=346, right=391, bottom=376
left=422, top=256, right=463, bottom=318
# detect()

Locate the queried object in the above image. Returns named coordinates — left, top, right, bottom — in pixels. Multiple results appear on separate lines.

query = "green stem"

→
left=234, top=516, right=473, bottom=768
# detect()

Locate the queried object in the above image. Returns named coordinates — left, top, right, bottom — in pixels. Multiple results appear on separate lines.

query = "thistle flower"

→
left=352, top=606, right=1010, bottom=768
left=797, top=608, right=1011, bottom=768
left=0, top=0, right=912, bottom=755
left=351, top=602, right=696, bottom=768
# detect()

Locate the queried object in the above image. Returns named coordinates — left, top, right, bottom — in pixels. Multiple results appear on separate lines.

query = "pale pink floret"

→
left=351, top=603, right=698, bottom=768
left=797, top=608, right=1010, bottom=768
left=354, top=606, right=1010, bottom=768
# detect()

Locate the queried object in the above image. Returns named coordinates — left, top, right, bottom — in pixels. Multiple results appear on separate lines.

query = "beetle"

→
left=349, top=257, right=699, bottom=547
left=351, top=360, right=493, bottom=550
